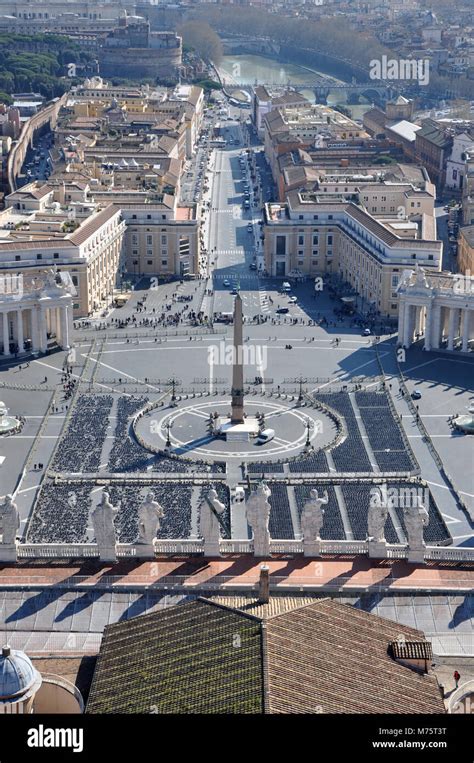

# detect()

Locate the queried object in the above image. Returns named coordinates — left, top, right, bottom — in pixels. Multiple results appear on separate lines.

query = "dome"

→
left=0, top=645, right=42, bottom=702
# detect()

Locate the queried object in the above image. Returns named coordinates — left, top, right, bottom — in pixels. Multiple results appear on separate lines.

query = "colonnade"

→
left=0, top=302, right=71, bottom=356
left=399, top=300, right=473, bottom=352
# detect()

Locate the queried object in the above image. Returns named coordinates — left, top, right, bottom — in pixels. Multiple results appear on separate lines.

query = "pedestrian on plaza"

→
left=454, top=670, right=461, bottom=688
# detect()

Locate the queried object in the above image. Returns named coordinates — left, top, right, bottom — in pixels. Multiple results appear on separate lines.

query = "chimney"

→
left=390, top=640, right=432, bottom=674
left=2, top=645, right=11, bottom=658
left=258, top=564, right=270, bottom=604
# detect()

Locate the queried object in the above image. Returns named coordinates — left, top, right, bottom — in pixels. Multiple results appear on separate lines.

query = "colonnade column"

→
left=58, top=305, right=70, bottom=350
left=2, top=311, right=10, bottom=356
left=424, top=303, right=432, bottom=351
left=447, top=308, right=458, bottom=352
left=38, top=307, right=48, bottom=353
left=403, top=304, right=413, bottom=348
left=16, top=310, right=24, bottom=353
left=462, top=310, right=471, bottom=353
left=430, top=304, right=442, bottom=350
left=397, top=300, right=406, bottom=346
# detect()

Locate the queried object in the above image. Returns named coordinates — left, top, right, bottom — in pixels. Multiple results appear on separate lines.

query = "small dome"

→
left=0, top=645, right=41, bottom=702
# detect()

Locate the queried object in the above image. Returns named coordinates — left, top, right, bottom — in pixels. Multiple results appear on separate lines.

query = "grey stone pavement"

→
left=0, top=588, right=471, bottom=657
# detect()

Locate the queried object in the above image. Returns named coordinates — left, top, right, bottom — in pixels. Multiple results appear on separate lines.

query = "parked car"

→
left=411, top=390, right=422, bottom=400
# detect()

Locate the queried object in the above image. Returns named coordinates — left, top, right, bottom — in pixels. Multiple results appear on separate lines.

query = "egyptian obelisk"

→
left=231, top=291, right=245, bottom=423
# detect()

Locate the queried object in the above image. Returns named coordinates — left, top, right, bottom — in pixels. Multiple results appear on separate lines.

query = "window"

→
left=37, top=254, right=42, bottom=260
left=327, top=235, right=333, bottom=246
left=161, top=235, right=167, bottom=245
left=299, top=215, right=304, bottom=220
left=298, top=250, right=304, bottom=257
left=298, top=235, right=304, bottom=246
left=147, top=214, right=152, bottom=220
left=15, top=255, right=20, bottom=261
left=146, top=235, right=152, bottom=246
left=313, top=235, right=318, bottom=246
left=147, top=260, right=153, bottom=265
left=276, top=236, right=286, bottom=256
left=161, top=259, right=168, bottom=266
left=53, top=253, right=59, bottom=259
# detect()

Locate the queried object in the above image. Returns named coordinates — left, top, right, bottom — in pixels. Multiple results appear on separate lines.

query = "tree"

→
left=178, top=21, right=223, bottom=65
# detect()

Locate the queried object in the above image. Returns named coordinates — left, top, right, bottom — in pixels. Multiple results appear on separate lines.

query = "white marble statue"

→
left=367, top=499, right=389, bottom=544
left=137, top=492, right=164, bottom=545
left=200, top=488, right=226, bottom=555
left=404, top=498, right=429, bottom=552
left=0, top=494, right=20, bottom=545
left=246, top=481, right=271, bottom=557
left=413, top=264, right=429, bottom=289
left=301, top=488, right=328, bottom=543
left=91, top=490, right=118, bottom=552
left=44, top=267, right=60, bottom=290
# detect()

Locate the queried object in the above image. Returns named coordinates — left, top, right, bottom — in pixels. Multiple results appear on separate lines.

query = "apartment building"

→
left=263, top=190, right=442, bottom=317
left=458, top=225, right=474, bottom=275
left=415, top=119, right=453, bottom=189
left=264, top=104, right=369, bottom=188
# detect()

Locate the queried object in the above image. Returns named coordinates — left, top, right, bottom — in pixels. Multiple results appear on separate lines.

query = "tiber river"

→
left=218, top=53, right=372, bottom=121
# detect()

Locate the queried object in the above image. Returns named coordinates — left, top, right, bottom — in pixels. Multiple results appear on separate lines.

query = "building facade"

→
left=263, top=191, right=442, bottom=317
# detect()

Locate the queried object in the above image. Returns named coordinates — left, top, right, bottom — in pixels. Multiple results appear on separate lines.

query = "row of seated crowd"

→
left=52, top=396, right=113, bottom=473
left=26, top=482, right=92, bottom=543
left=53, top=395, right=224, bottom=475
left=26, top=481, right=232, bottom=544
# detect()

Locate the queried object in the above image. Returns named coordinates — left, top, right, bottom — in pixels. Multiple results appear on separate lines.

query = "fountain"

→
left=453, top=400, right=474, bottom=435
left=0, top=402, right=21, bottom=435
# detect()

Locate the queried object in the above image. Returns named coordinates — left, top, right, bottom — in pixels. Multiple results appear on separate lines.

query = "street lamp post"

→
left=164, top=419, right=173, bottom=449
left=297, top=375, right=306, bottom=406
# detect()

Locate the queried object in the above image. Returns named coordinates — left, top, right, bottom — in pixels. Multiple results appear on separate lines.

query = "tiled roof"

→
left=86, top=597, right=445, bottom=715
left=416, top=119, right=451, bottom=149
left=86, top=600, right=263, bottom=714
left=68, top=205, right=121, bottom=245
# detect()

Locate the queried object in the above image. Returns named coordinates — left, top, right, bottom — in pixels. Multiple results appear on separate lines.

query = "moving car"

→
left=411, top=390, right=422, bottom=400
left=363, top=328, right=371, bottom=336
left=223, top=279, right=230, bottom=287
left=257, top=428, right=275, bottom=444
left=276, top=306, right=289, bottom=314
left=288, top=296, right=297, bottom=304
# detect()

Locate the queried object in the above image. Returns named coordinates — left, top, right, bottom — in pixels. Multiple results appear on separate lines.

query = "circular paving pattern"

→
left=135, top=396, right=337, bottom=462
